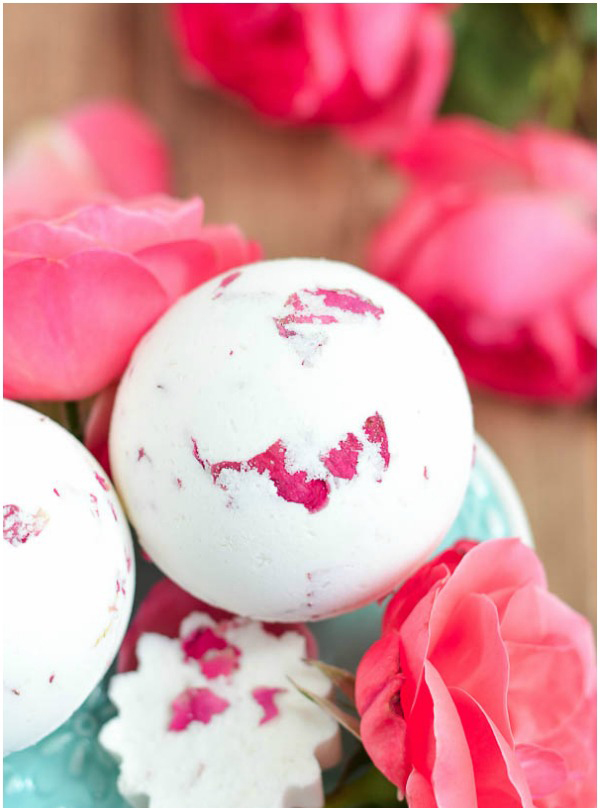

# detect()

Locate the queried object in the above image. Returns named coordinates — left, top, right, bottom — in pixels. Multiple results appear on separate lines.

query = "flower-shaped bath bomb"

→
left=3, top=401, right=134, bottom=755
left=110, top=258, right=473, bottom=621
left=100, top=612, right=341, bottom=808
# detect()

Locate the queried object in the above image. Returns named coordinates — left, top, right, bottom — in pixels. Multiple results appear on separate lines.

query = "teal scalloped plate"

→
left=4, top=436, right=532, bottom=808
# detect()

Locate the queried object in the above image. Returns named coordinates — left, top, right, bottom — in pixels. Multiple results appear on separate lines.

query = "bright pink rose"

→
left=171, top=4, right=453, bottom=151
left=4, top=101, right=169, bottom=225
left=369, top=118, right=597, bottom=401
left=118, top=577, right=318, bottom=673
left=4, top=197, right=261, bottom=400
left=356, top=539, right=597, bottom=808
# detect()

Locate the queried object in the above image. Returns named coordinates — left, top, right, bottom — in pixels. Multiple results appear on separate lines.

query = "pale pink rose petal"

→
left=4, top=219, right=98, bottom=260
left=422, top=661, right=478, bottom=808
left=199, top=224, right=262, bottom=270
left=404, top=769, right=437, bottom=807
left=65, top=101, right=170, bottom=199
left=430, top=593, right=512, bottom=742
left=135, top=240, right=219, bottom=302
left=515, top=744, right=568, bottom=799
left=355, top=630, right=401, bottom=715
left=451, top=688, right=534, bottom=808
left=3, top=251, right=168, bottom=400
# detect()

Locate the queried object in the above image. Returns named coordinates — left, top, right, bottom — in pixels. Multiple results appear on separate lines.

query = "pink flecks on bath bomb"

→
left=182, top=626, right=241, bottom=679
left=191, top=412, right=389, bottom=513
left=321, top=433, right=363, bottom=480
left=168, top=687, right=229, bottom=731
left=192, top=438, right=331, bottom=514
left=363, top=412, right=390, bottom=469
left=3, top=504, right=49, bottom=546
left=252, top=687, right=287, bottom=725
left=95, top=471, right=110, bottom=491
left=117, top=578, right=318, bottom=673
left=212, top=270, right=241, bottom=300
left=274, top=287, right=383, bottom=350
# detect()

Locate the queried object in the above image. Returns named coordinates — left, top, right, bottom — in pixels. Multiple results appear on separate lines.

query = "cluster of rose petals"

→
left=356, top=539, right=597, bottom=808
left=369, top=117, right=597, bottom=401
left=171, top=4, right=453, bottom=152
left=4, top=101, right=169, bottom=226
left=117, top=577, right=318, bottom=673
left=4, top=196, right=260, bottom=401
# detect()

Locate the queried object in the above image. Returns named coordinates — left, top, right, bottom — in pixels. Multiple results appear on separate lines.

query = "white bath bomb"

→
left=100, top=612, right=340, bottom=808
left=3, top=401, right=135, bottom=755
left=110, top=258, right=473, bottom=621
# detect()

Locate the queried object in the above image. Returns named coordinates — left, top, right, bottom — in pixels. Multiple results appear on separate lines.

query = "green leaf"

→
left=325, top=766, right=402, bottom=808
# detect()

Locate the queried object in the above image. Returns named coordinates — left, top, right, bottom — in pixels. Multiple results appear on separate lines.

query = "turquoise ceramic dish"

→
left=4, top=436, right=532, bottom=808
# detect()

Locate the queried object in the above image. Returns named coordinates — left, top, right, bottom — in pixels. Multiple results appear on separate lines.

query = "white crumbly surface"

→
left=100, top=614, right=341, bottom=808
left=110, top=258, right=473, bottom=620
left=3, top=401, right=134, bottom=755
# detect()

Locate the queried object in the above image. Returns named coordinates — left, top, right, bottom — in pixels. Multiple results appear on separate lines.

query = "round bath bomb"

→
left=3, top=401, right=135, bottom=755
left=110, top=258, right=473, bottom=621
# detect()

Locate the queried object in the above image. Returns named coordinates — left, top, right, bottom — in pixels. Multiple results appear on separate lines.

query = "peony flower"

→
left=369, top=117, right=597, bottom=401
left=4, top=101, right=170, bottom=225
left=170, top=4, right=453, bottom=152
left=356, top=539, right=597, bottom=808
left=4, top=197, right=261, bottom=400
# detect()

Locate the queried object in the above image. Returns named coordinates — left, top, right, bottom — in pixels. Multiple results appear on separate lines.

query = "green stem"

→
left=63, top=400, right=83, bottom=442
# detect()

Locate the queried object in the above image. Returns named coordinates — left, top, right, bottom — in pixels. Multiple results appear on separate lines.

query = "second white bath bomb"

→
left=110, top=259, right=473, bottom=621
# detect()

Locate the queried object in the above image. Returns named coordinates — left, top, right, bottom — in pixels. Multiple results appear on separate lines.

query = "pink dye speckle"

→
left=182, top=626, right=241, bottom=679
left=169, top=687, right=229, bottom=731
left=363, top=413, right=390, bottom=469
left=90, top=493, right=100, bottom=518
left=53, top=488, right=60, bottom=497
left=424, top=466, right=429, bottom=480
left=252, top=687, right=286, bottom=725
left=137, top=447, right=147, bottom=462
left=95, top=472, right=110, bottom=491
left=109, top=501, right=118, bottom=521
left=49, top=674, right=55, bottom=684
left=321, top=433, right=363, bottom=480
left=472, top=443, right=477, bottom=467
left=126, top=556, right=132, bottom=573
left=212, top=271, right=242, bottom=300
left=4, top=505, right=49, bottom=546
left=312, top=288, right=384, bottom=319
left=176, top=477, right=183, bottom=489
left=12, top=688, right=20, bottom=696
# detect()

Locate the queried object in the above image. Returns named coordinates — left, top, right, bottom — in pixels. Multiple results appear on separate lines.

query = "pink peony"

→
left=4, top=101, right=169, bottom=225
left=369, top=117, right=597, bottom=401
left=356, top=539, right=597, bottom=808
left=118, top=577, right=318, bottom=673
left=170, top=4, right=453, bottom=151
left=4, top=197, right=260, bottom=400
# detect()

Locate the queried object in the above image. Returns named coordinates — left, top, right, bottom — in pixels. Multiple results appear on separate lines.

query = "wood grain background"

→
left=4, top=4, right=596, bottom=622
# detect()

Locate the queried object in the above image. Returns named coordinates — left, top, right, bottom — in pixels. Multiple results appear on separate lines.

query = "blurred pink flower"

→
left=4, top=197, right=261, bottom=400
left=118, top=577, right=318, bottom=673
left=171, top=4, right=453, bottom=151
left=4, top=101, right=170, bottom=225
left=369, top=118, right=597, bottom=401
left=356, top=539, right=597, bottom=808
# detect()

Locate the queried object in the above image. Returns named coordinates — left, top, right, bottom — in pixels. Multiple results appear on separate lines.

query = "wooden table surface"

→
left=5, top=4, right=597, bottom=623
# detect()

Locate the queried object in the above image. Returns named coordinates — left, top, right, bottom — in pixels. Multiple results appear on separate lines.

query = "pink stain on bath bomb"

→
left=321, top=433, right=363, bottom=480
left=182, top=626, right=241, bottom=679
left=168, top=687, right=229, bottom=731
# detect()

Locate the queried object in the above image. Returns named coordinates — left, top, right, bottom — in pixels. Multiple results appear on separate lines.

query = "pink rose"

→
left=4, top=197, right=261, bottom=400
left=356, top=539, right=596, bottom=808
left=369, top=117, right=597, bottom=401
left=118, top=577, right=318, bottom=673
left=170, top=4, right=453, bottom=151
left=4, top=101, right=169, bottom=225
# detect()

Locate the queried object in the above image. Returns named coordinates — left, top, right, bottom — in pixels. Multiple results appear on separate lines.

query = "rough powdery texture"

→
left=110, top=258, right=473, bottom=621
left=100, top=612, right=340, bottom=808
left=3, top=401, right=134, bottom=756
